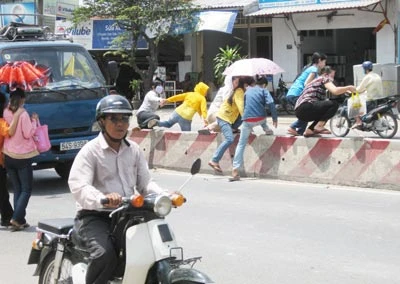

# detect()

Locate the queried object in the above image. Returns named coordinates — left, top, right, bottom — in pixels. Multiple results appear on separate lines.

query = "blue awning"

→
left=249, top=0, right=381, bottom=16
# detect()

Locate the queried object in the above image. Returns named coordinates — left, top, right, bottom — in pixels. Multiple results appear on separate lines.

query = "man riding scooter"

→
left=352, top=60, right=384, bottom=128
left=68, top=95, right=167, bottom=283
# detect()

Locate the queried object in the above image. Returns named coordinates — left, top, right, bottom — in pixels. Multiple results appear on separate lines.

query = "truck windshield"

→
left=1, top=46, right=106, bottom=103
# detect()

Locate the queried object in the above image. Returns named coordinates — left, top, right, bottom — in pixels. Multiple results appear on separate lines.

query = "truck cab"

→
left=0, top=23, right=108, bottom=179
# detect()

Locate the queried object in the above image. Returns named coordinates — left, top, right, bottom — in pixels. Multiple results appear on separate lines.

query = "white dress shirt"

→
left=68, top=132, right=164, bottom=211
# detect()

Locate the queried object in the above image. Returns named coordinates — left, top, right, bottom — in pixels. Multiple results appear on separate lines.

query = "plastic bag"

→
left=33, top=120, right=51, bottom=153
left=347, top=93, right=366, bottom=118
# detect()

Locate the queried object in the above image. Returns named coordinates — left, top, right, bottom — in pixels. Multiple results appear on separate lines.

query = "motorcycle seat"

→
left=38, top=218, right=74, bottom=235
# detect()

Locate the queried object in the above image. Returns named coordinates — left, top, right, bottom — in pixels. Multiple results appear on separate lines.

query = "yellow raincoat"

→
left=216, top=88, right=245, bottom=124
left=166, top=82, right=209, bottom=121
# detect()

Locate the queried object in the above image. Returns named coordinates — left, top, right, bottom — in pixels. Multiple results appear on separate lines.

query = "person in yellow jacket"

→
left=208, top=76, right=254, bottom=172
left=148, top=82, right=209, bottom=131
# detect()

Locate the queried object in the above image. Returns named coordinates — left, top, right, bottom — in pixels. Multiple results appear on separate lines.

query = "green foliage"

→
left=73, top=0, right=199, bottom=93
left=213, top=45, right=245, bottom=87
left=129, top=79, right=143, bottom=100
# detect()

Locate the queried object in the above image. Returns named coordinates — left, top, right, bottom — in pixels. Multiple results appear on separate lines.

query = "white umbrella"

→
left=222, top=58, right=284, bottom=77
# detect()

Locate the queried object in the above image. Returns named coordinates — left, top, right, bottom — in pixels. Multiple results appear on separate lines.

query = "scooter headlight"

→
left=154, top=195, right=172, bottom=217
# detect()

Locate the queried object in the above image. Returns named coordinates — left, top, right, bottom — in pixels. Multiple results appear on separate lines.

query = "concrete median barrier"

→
left=129, top=129, right=400, bottom=190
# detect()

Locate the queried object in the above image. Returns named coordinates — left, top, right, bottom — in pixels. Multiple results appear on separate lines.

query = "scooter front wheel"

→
left=330, top=112, right=351, bottom=137
left=39, top=253, right=73, bottom=284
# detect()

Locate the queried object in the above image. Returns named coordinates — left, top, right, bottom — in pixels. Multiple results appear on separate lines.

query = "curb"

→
left=129, top=129, right=400, bottom=191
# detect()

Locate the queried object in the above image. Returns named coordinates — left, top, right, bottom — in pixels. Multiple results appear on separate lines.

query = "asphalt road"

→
left=1, top=168, right=400, bottom=284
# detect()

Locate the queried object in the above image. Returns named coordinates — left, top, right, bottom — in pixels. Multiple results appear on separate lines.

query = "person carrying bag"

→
left=2, top=88, right=39, bottom=231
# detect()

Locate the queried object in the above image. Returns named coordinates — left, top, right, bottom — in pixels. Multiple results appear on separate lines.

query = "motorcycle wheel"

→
left=329, top=112, right=351, bottom=137
left=284, top=103, right=295, bottom=115
left=39, top=253, right=73, bottom=284
left=376, top=112, right=398, bottom=139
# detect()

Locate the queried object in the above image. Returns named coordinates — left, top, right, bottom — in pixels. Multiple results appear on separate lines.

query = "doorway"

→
left=256, top=27, right=272, bottom=59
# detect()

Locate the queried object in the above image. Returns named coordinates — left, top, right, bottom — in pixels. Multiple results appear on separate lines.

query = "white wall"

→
left=272, top=1, right=396, bottom=84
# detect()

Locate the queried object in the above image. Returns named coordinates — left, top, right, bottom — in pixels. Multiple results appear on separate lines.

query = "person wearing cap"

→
left=68, top=95, right=166, bottom=283
left=136, top=84, right=166, bottom=129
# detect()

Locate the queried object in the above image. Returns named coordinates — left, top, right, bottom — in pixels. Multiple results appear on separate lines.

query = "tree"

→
left=213, top=45, right=245, bottom=88
left=73, top=0, right=198, bottom=94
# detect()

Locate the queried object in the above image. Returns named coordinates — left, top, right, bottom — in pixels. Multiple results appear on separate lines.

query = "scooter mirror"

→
left=190, top=158, right=201, bottom=175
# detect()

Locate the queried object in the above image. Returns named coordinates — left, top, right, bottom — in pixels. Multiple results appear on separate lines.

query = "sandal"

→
left=313, top=127, right=331, bottom=134
left=10, top=220, right=29, bottom=232
left=303, top=129, right=315, bottom=137
left=287, top=128, right=300, bottom=136
left=208, top=161, right=222, bottom=173
left=228, top=175, right=240, bottom=182
left=198, top=128, right=211, bottom=135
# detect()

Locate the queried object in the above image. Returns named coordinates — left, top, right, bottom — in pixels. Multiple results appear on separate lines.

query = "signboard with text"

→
left=55, top=19, right=148, bottom=50
left=259, top=0, right=361, bottom=9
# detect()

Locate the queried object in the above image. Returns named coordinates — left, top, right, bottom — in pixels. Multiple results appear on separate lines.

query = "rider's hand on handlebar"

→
left=103, top=192, right=122, bottom=208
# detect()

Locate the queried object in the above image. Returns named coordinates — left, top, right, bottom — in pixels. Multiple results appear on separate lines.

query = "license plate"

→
left=60, top=140, right=88, bottom=151
left=391, top=107, right=399, bottom=115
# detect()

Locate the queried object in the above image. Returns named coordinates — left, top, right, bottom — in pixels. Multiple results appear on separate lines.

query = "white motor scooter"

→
left=28, top=159, right=213, bottom=284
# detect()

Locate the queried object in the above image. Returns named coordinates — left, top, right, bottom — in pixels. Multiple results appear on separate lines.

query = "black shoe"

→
left=1, top=220, right=11, bottom=227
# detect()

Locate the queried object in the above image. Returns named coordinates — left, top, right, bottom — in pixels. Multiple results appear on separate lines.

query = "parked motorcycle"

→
left=272, top=75, right=294, bottom=115
left=28, top=159, right=213, bottom=284
left=329, top=94, right=400, bottom=139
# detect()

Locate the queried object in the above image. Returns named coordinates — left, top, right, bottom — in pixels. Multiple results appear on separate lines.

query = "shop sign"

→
left=55, top=19, right=148, bottom=50
left=57, top=2, right=75, bottom=18
left=43, top=0, right=57, bottom=16
left=259, top=0, right=364, bottom=9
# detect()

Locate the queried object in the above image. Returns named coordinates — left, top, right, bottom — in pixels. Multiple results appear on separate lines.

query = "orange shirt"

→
left=0, top=118, right=9, bottom=166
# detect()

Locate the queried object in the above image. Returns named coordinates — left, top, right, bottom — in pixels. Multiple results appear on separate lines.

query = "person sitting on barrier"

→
left=148, top=82, right=209, bottom=131
left=136, top=84, right=166, bottom=129
left=229, top=75, right=278, bottom=181
left=295, top=66, right=356, bottom=137
left=352, top=61, right=384, bottom=128
left=208, top=76, right=253, bottom=173
left=286, top=52, right=327, bottom=136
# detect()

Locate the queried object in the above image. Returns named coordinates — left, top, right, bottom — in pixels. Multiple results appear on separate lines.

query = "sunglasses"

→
left=105, top=114, right=131, bottom=124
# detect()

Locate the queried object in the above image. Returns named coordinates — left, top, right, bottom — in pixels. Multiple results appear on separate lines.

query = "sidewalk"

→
left=130, top=105, right=296, bottom=136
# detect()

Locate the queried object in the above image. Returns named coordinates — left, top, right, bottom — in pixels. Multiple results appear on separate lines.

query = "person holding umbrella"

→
left=208, top=76, right=253, bottom=172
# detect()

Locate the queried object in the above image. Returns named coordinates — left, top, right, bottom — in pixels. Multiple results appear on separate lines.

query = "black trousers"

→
left=74, top=212, right=117, bottom=284
left=0, top=166, right=13, bottom=224
left=295, top=100, right=339, bottom=130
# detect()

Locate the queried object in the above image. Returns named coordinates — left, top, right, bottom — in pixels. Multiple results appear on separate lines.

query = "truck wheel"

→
left=55, top=162, right=73, bottom=180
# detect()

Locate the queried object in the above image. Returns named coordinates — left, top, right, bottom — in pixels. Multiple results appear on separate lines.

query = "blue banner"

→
left=92, top=19, right=148, bottom=50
